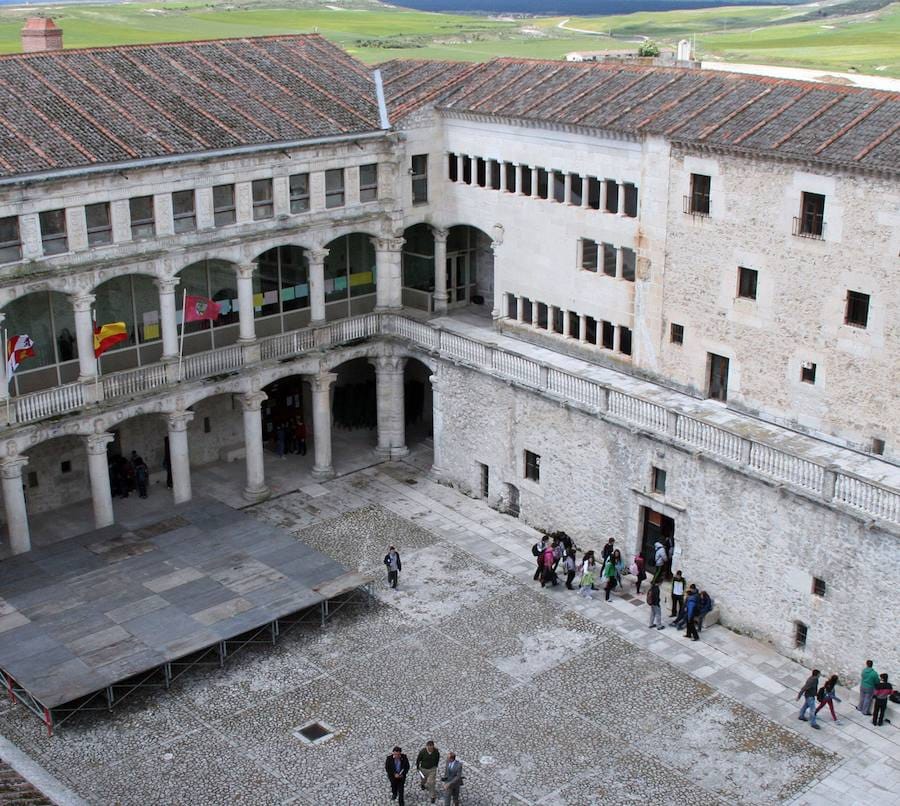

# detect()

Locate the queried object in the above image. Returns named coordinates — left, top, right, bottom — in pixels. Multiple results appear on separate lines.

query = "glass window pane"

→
left=132, top=275, right=161, bottom=344
left=254, top=249, right=281, bottom=318
left=348, top=233, right=376, bottom=297
left=252, top=179, right=273, bottom=220
left=94, top=276, right=137, bottom=353
left=177, top=263, right=211, bottom=335
left=0, top=216, right=21, bottom=263
left=324, top=237, right=349, bottom=302
left=325, top=168, right=344, bottom=209
left=40, top=209, right=68, bottom=255
left=289, top=173, right=309, bottom=213
left=130, top=196, right=155, bottom=239
left=207, top=261, right=239, bottom=327
left=359, top=163, right=378, bottom=202
left=280, top=246, right=309, bottom=312
left=4, top=292, right=55, bottom=370
left=213, top=184, right=235, bottom=227
left=172, top=190, right=196, bottom=233
left=86, top=203, right=112, bottom=245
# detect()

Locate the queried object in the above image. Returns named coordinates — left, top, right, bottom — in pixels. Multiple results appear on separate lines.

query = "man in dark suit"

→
left=385, top=745, right=410, bottom=804
left=442, top=752, right=463, bottom=806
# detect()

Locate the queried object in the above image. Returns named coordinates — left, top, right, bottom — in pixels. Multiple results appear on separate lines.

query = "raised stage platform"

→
left=0, top=497, right=372, bottom=733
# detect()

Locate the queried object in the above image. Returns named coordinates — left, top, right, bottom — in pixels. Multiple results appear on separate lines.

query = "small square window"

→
left=289, top=173, right=310, bottom=214
left=670, top=323, right=684, bottom=344
left=871, top=437, right=885, bottom=456
left=794, top=621, right=808, bottom=648
left=325, top=169, right=345, bottom=209
left=359, top=163, right=378, bottom=203
left=524, top=450, right=540, bottom=483
left=801, top=363, right=816, bottom=384
left=812, top=577, right=826, bottom=597
left=737, top=266, right=758, bottom=300
left=203, top=416, right=211, bottom=434
left=60, top=460, right=72, bottom=474
left=27, top=471, right=38, bottom=488
left=652, top=467, right=667, bottom=494
left=845, top=290, right=869, bottom=328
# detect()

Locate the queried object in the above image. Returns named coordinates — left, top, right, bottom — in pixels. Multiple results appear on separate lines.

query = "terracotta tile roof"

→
left=0, top=35, right=383, bottom=179
left=379, top=58, right=900, bottom=174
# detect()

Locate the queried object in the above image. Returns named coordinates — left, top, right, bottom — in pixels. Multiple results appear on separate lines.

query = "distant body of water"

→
left=389, top=0, right=787, bottom=13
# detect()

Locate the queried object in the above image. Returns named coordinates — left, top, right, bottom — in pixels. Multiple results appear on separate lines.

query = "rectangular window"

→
left=621, top=247, right=636, bottom=282
left=60, top=460, right=72, bottom=474
left=604, top=179, right=618, bottom=213
left=871, top=438, right=885, bottom=455
left=569, top=173, right=582, bottom=206
left=39, top=209, right=68, bottom=255
left=521, top=297, right=532, bottom=325
left=289, top=173, right=310, bottom=214
left=812, top=577, right=826, bottom=597
left=524, top=450, right=540, bottom=483
left=688, top=173, right=711, bottom=216
left=252, top=179, right=274, bottom=219
left=85, top=202, right=112, bottom=246
left=537, top=168, right=549, bottom=199
left=129, top=195, right=155, bottom=240
left=652, top=467, right=667, bottom=494
left=623, top=182, right=639, bottom=217
left=737, top=266, right=758, bottom=300
left=506, top=293, right=517, bottom=319
left=845, top=290, right=869, bottom=328
left=504, top=162, right=517, bottom=193
left=670, top=323, right=684, bottom=344
left=707, top=353, right=730, bottom=402
left=172, top=190, right=196, bottom=233
left=476, top=158, right=487, bottom=188
left=462, top=156, right=472, bottom=185
left=553, top=171, right=565, bottom=203
left=602, top=243, right=617, bottom=277
left=411, top=155, right=428, bottom=204
left=325, top=169, right=345, bottom=209
left=584, top=315, right=597, bottom=345
left=520, top=165, right=532, bottom=196
left=536, top=302, right=548, bottom=330
left=797, top=192, right=825, bottom=238
left=359, top=163, right=378, bottom=203
left=448, top=152, right=458, bottom=182
left=568, top=311, right=580, bottom=339
left=552, top=307, right=564, bottom=334
left=619, top=326, right=632, bottom=356
left=601, top=321, right=614, bottom=349
left=490, top=160, right=502, bottom=190
left=794, top=621, right=808, bottom=648
left=587, top=177, right=601, bottom=210
left=213, top=184, right=236, bottom=227
left=581, top=239, right=599, bottom=272
left=479, top=462, right=489, bottom=499
left=0, top=216, right=22, bottom=263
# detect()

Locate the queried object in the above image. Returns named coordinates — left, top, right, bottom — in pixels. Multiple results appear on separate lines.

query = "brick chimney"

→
left=21, top=18, right=63, bottom=53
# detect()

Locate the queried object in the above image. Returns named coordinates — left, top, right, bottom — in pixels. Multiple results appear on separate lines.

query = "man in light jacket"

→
left=442, top=751, right=463, bottom=806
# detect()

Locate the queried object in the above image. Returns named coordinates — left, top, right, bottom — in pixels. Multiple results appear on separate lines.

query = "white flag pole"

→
left=2, top=328, right=10, bottom=424
left=178, top=288, right=187, bottom=382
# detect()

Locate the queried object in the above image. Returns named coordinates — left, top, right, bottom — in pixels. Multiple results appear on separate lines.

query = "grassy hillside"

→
left=0, top=0, right=897, bottom=76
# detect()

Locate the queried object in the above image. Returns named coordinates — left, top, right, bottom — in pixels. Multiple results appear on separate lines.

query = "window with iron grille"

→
left=252, top=179, right=273, bottom=220
left=213, top=184, right=236, bottom=227
left=670, top=323, right=684, bottom=344
left=845, top=290, right=869, bottom=328
left=794, top=621, right=808, bottom=647
left=325, top=169, right=345, bottom=208
left=359, top=163, right=378, bottom=203
left=85, top=202, right=112, bottom=246
left=129, top=195, right=155, bottom=240
left=172, top=190, right=196, bottom=233
left=812, top=577, right=826, bottom=597
left=688, top=173, right=711, bottom=216
left=39, top=209, right=68, bottom=255
left=411, top=154, right=428, bottom=203
left=524, top=450, right=540, bottom=483
left=0, top=216, right=21, bottom=263
left=289, top=173, right=310, bottom=213
left=797, top=192, right=825, bottom=237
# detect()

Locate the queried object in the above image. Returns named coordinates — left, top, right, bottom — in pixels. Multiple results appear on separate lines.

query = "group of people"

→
left=386, top=743, right=463, bottom=806
left=273, top=417, right=307, bottom=457
left=108, top=450, right=151, bottom=499
left=798, top=660, right=894, bottom=729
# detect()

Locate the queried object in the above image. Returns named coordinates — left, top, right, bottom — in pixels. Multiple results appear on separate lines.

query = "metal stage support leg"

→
left=218, top=641, right=226, bottom=668
left=164, top=663, right=173, bottom=690
left=4, top=671, right=16, bottom=705
left=106, top=686, right=114, bottom=711
left=320, top=601, right=326, bottom=628
left=270, top=621, right=277, bottom=646
left=43, top=706, right=53, bottom=738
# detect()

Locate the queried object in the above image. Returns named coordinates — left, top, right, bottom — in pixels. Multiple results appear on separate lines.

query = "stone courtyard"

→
left=0, top=456, right=898, bottom=805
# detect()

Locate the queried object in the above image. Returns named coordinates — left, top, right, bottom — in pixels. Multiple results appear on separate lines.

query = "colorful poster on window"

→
left=281, top=287, right=295, bottom=302
left=350, top=271, right=373, bottom=287
left=253, top=292, right=264, bottom=309
left=335, top=275, right=348, bottom=291
left=263, top=290, right=278, bottom=305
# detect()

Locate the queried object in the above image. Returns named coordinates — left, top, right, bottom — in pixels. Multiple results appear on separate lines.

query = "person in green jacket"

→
left=602, top=554, right=618, bottom=601
left=415, top=741, right=440, bottom=804
left=857, top=660, right=880, bottom=716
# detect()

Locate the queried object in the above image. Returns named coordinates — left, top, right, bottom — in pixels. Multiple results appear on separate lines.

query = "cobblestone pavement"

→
left=0, top=455, right=897, bottom=805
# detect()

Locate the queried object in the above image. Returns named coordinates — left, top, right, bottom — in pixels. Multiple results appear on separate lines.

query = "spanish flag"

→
left=93, top=322, right=128, bottom=358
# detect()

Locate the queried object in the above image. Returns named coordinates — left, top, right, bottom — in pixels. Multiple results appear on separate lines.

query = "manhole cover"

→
left=293, top=720, right=336, bottom=745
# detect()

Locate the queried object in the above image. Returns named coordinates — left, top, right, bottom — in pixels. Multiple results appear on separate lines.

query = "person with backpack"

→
left=652, top=541, right=667, bottom=583
left=815, top=674, right=841, bottom=722
left=540, top=542, right=558, bottom=587
left=579, top=555, right=596, bottom=599
left=857, top=660, right=879, bottom=716
left=383, top=545, right=402, bottom=589
left=631, top=553, right=646, bottom=595
left=673, top=584, right=697, bottom=629
left=602, top=553, right=618, bottom=601
left=697, top=590, right=714, bottom=633
left=563, top=548, right=578, bottom=590
left=646, top=581, right=664, bottom=629
left=532, top=535, right=549, bottom=581
left=872, top=674, right=894, bottom=727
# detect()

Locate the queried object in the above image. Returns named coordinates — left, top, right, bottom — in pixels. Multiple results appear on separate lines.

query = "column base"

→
left=243, top=485, right=270, bottom=503
left=429, top=464, right=445, bottom=483
left=311, top=466, right=335, bottom=481
left=309, top=318, right=327, bottom=328
left=375, top=445, right=409, bottom=461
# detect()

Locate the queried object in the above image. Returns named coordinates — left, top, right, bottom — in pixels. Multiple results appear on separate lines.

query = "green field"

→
left=0, top=0, right=897, bottom=77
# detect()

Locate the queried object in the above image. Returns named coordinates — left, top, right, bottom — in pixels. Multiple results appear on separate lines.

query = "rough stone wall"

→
left=435, top=360, right=900, bottom=679
left=660, top=149, right=900, bottom=457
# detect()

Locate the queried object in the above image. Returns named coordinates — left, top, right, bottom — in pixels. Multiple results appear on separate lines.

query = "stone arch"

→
left=175, top=257, right=243, bottom=354
left=249, top=243, right=314, bottom=337
left=443, top=224, right=495, bottom=310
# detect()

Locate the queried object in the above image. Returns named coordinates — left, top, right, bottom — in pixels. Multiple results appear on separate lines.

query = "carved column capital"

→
left=85, top=432, right=115, bottom=455
left=432, top=227, right=449, bottom=244
left=72, top=293, right=95, bottom=313
left=155, top=276, right=179, bottom=294
left=239, top=390, right=267, bottom=412
left=0, top=455, right=28, bottom=479
left=237, top=263, right=256, bottom=280
left=310, top=371, right=338, bottom=393
left=371, top=236, right=405, bottom=252
left=309, top=248, right=330, bottom=263
left=164, top=410, right=195, bottom=432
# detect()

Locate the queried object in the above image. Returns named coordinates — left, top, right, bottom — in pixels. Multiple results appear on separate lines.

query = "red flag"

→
left=93, top=322, right=128, bottom=357
left=6, top=334, right=35, bottom=384
left=184, top=295, right=221, bottom=323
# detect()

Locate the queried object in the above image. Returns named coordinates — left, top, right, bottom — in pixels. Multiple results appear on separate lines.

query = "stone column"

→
left=456, top=153, right=465, bottom=183
left=85, top=432, right=115, bottom=528
left=516, top=164, right=526, bottom=195
left=616, top=246, right=624, bottom=279
left=562, top=309, right=571, bottom=338
left=240, top=391, right=269, bottom=503
left=165, top=411, right=194, bottom=505
left=617, top=181, right=627, bottom=216
left=549, top=305, right=558, bottom=333
left=579, top=314, right=588, bottom=343
left=0, top=456, right=29, bottom=554
left=600, top=179, right=608, bottom=212
left=373, top=236, right=404, bottom=311
left=72, top=292, right=97, bottom=382
left=582, top=176, right=590, bottom=209
left=156, top=277, right=179, bottom=361
left=485, top=159, right=495, bottom=189
left=310, top=371, right=337, bottom=480
left=564, top=173, right=573, bottom=205
left=613, top=325, right=622, bottom=352
left=516, top=296, right=524, bottom=323
left=429, top=372, right=445, bottom=480
left=308, top=248, right=328, bottom=326
left=432, top=228, right=449, bottom=314
left=371, top=355, right=408, bottom=459
left=236, top=264, right=256, bottom=343
left=531, top=167, right=540, bottom=199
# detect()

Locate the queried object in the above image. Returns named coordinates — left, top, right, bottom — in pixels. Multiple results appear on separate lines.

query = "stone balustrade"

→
left=2, top=311, right=898, bottom=527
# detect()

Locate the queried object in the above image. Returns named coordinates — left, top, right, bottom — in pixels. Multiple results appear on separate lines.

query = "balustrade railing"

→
left=3, top=311, right=898, bottom=525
